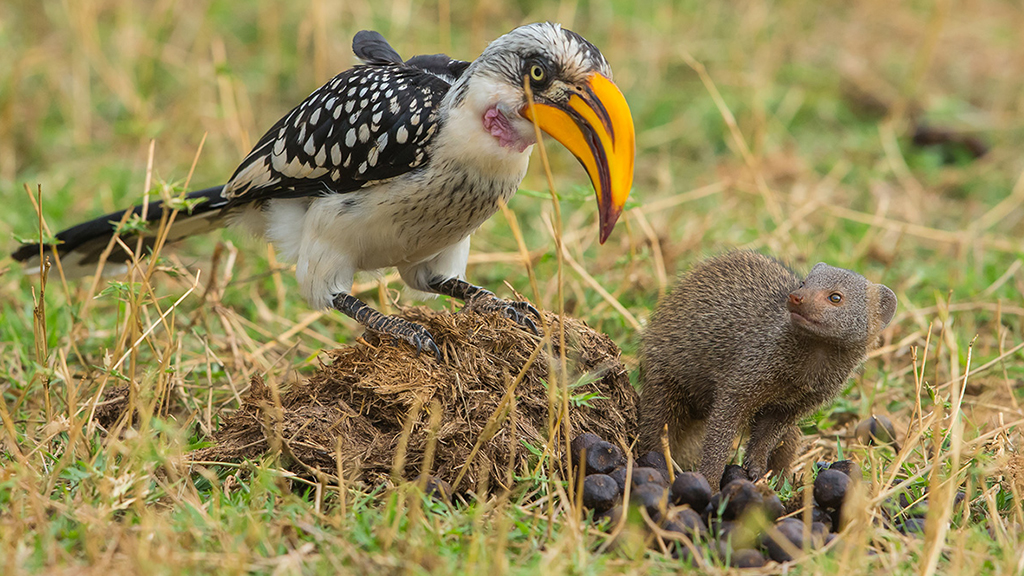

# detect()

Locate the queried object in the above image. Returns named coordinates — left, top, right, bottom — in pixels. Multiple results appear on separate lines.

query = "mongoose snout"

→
left=787, top=283, right=838, bottom=327
left=638, top=251, right=897, bottom=488
left=787, top=291, right=813, bottom=326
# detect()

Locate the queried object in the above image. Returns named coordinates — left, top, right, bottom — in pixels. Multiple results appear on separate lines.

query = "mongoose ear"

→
left=809, top=262, right=830, bottom=274
left=873, top=284, right=897, bottom=329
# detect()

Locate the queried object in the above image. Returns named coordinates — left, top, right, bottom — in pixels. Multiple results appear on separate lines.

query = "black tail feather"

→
left=352, top=30, right=404, bottom=65
left=11, top=186, right=227, bottom=275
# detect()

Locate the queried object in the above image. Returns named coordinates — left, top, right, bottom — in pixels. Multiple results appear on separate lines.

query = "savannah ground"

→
left=1, top=0, right=1023, bottom=574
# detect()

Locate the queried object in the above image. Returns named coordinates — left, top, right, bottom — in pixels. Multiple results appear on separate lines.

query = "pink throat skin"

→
left=482, top=106, right=534, bottom=153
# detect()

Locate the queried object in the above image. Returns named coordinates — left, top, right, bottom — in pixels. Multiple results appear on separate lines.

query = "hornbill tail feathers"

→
left=352, top=30, right=404, bottom=65
left=10, top=186, right=227, bottom=278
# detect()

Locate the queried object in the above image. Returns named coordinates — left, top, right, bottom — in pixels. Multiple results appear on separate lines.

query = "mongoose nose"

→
left=788, top=293, right=803, bottom=306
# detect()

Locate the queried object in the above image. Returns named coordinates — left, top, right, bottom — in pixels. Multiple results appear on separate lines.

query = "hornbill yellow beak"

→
left=522, top=73, right=635, bottom=244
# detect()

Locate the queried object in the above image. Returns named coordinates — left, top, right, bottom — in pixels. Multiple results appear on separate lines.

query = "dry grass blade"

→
left=3, top=2, right=1024, bottom=573
left=679, top=49, right=783, bottom=226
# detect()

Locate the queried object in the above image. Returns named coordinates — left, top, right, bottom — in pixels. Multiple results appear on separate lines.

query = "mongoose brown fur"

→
left=638, top=251, right=897, bottom=488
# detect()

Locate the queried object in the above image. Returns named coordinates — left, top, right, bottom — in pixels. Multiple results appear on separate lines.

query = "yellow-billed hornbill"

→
left=12, top=22, right=635, bottom=359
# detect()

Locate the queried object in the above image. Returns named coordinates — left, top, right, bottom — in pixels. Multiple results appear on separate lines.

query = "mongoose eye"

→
left=828, top=292, right=843, bottom=304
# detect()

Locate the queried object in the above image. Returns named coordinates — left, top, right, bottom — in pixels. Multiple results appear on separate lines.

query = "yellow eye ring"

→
left=829, top=293, right=843, bottom=304
left=530, top=65, right=545, bottom=82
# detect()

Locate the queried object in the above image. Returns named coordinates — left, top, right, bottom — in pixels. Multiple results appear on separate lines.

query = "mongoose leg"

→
left=671, top=418, right=706, bottom=470
left=765, top=425, right=801, bottom=475
left=743, top=411, right=794, bottom=480
left=699, top=403, right=745, bottom=490
left=637, top=392, right=669, bottom=454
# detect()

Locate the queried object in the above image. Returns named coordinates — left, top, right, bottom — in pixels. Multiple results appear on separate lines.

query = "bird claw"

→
left=372, top=318, right=442, bottom=362
left=411, top=330, right=443, bottom=362
left=469, top=294, right=541, bottom=335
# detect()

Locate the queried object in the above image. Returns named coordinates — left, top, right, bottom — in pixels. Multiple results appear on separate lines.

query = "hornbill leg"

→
left=331, top=293, right=442, bottom=361
left=428, top=277, right=541, bottom=335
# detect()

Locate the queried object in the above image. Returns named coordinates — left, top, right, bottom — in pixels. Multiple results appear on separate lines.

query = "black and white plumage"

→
left=12, top=22, right=635, bottom=359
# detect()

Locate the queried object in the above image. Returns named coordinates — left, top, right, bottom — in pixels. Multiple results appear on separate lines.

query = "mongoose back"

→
left=638, top=251, right=897, bottom=488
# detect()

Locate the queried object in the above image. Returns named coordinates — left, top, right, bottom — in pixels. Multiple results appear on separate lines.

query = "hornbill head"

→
left=455, top=22, right=635, bottom=244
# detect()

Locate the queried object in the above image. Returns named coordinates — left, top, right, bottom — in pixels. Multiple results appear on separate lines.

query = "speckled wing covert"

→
left=221, top=61, right=461, bottom=208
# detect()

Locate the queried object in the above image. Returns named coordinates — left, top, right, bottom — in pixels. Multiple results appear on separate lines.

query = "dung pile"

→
left=190, top=305, right=639, bottom=494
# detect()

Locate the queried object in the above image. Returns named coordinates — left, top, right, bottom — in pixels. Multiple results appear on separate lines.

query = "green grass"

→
left=2, top=0, right=1024, bottom=574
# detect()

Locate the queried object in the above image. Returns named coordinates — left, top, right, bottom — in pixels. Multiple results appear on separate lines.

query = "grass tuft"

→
left=2, top=1, right=1023, bottom=574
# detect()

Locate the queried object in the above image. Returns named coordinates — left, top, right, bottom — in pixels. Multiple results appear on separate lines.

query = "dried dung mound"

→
left=190, top=305, right=638, bottom=494
left=94, top=384, right=131, bottom=429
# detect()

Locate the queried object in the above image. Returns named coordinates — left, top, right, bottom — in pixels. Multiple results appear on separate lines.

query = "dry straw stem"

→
left=450, top=334, right=548, bottom=492
left=497, top=201, right=542, bottom=306
left=524, top=75, right=579, bottom=517
left=920, top=337, right=969, bottom=576
left=542, top=214, right=642, bottom=331
left=679, top=48, right=783, bottom=227
left=734, top=176, right=1023, bottom=255
left=629, top=208, right=669, bottom=298
left=869, top=352, right=1023, bottom=518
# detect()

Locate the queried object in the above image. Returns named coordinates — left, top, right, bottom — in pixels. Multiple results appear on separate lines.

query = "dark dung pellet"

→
left=582, top=474, right=620, bottom=512
left=829, top=459, right=863, bottom=481
left=814, top=469, right=851, bottom=511
left=855, top=415, right=899, bottom=448
left=954, top=491, right=966, bottom=508
left=671, top=471, right=713, bottom=512
left=636, top=451, right=668, bottom=473
left=898, top=517, right=927, bottom=536
left=715, top=520, right=759, bottom=551
left=718, top=479, right=763, bottom=521
left=764, top=518, right=811, bottom=563
left=731, top=548, right=767, bottom=568
left=630, top=467, right=667, bottom=488
left=720, top=464, right=748, bottom=489
left=662, top=507, right=707, bottom=540
left=608, top=467, right=628, bottom=493
left=422, top=475, right=453, bottom=503
left=811, top=521, right=828, bottom=543
left=630, top=483, right=669, bottom=522
left=811, top=507, right=833, bottom=532
left=584, top=441, right=625, bottom=475
left=762, top=492, right=785, bottom=522
left=594, top=504, right=624, bottom=528
left=571, top=432, right=602, bottom=468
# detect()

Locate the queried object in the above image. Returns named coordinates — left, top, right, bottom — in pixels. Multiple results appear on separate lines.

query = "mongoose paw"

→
left=745, top=466, right=773, bottom=483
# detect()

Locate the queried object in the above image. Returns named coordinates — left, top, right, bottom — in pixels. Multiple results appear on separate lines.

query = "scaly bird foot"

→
left=332, top=293, right=442, bottom=361
left=427, top=277, right=541, bottom=335
left=373, top=317, right=442, bottom=361
left=468, top=293, right=541, bottom=335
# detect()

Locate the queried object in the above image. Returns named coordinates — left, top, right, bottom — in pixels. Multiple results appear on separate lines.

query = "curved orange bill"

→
left=522, top=73, right=635, bottom=243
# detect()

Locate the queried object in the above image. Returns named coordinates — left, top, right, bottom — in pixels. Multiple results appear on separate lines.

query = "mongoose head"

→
left=787, top=263, right=897, bottom=345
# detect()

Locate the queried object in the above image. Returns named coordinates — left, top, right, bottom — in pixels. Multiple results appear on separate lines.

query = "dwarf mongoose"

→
left=639, top=251, right=897, bottom=487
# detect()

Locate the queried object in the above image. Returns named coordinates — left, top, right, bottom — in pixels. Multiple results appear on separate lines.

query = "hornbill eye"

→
left=528, top=63, right=548, bottom=86
left=829, top=292, right=843, bottom=304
